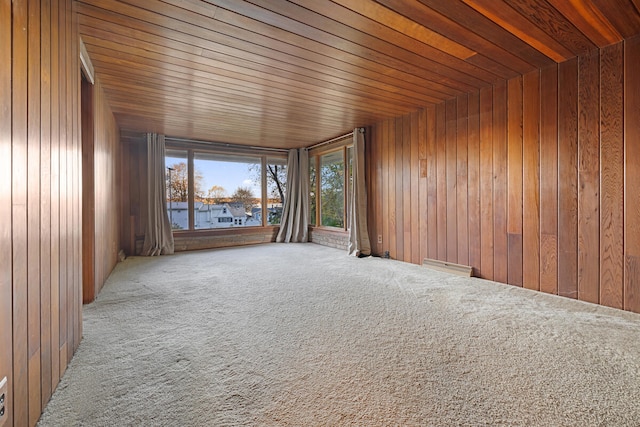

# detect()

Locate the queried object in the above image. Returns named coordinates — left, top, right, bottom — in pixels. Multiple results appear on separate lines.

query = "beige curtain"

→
left=276, top=148, right=310, bottom=243
left=142, top=133, right=175, bottom=256
left=348, top=128, right=371, bottom=256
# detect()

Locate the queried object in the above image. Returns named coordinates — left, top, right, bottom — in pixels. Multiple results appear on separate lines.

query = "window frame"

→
left=165, top=139, right=287, bottom=234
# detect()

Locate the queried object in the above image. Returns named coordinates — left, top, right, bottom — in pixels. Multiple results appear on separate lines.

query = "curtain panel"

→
left=142, top=133, right=175, bottom=256
left=276, top=148, right=310, bottom=243
left=348, top=128, right=371, bottom=256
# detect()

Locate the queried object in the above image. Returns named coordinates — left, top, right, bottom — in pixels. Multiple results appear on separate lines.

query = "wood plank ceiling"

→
left=77, top=0, right=640, bottom=149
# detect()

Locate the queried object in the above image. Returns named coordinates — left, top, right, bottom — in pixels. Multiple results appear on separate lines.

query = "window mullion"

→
left=261, top=156, right=267, bottom=227
left=188, top=149, right=195, bottom=230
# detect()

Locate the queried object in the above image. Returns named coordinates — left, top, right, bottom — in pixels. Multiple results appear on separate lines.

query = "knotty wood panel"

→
left=577, top=49, right=601, bottom=304
left=558, top=57, right=579, bottom=299
left=539, top=64, right=559, bottom=295
left=522, top=70, right=540, bottom=291
left=507, top=76, right=523, bottom=287
left=492, top=80, right=508, bottom=283
left=625, top=35, right=640, bottom=313
left=599, top=42, right=624, bottom=309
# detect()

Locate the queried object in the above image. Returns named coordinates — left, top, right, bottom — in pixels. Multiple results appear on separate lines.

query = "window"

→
left=266, top=157, right=287, bottom=225
left=309, top=140, right=354, bottom=230
left=193, top=152, right=261, bottom=229
left=165, top=143, right=286, bottom=231
left=165, top=149, right=188, bottom=230
left=309, top=160, right=316, bottom=226
left=320, top=150, right=345, bottom=228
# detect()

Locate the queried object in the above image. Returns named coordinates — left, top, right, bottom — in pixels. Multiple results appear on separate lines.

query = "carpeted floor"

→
left=37, top=243, right=640, bottom=426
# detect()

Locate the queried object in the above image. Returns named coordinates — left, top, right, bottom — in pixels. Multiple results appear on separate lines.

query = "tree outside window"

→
left=320, top=150, right=345, bottom=228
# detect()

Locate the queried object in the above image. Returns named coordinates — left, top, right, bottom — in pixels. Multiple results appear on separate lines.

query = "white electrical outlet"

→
left=0, top=376, right=7, bottom=427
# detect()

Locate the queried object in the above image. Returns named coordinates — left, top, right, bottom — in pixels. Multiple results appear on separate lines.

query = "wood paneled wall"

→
left=91, top=77, right=120, bottom=299
left=1, top=0, right=84, bottom=426
left=368, top=37, right=640, bottom=313
left=119, top=131, right=148, bottom=256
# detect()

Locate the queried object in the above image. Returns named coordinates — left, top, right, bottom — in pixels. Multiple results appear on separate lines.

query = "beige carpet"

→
left=38, top=243, right=640, bottom=426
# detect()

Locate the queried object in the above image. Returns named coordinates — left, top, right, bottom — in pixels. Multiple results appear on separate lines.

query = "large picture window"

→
left=165, top=143, right=286, bottom=231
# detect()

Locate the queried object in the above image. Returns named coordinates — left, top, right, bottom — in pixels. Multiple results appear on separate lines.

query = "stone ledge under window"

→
left=173, top=227, right=279, bottom=252
left=309, top=226, right=348, bottom=251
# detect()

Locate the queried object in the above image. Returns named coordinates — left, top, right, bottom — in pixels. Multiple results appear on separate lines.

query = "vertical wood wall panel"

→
left=539, top=64, right=559, bottom=295
left=467, top=91, right=481, bottom=275
left=1, top=0, right=14, bottom=424
left=3, top=1, right=88, bottom=424
left=426, top=107, right=437, bottom=260
left=395, top=118, right=404, bottom=261
left=50, top=0, right=61, bottom=393
left=558, top=57, right=579, bottom=299
left=367, top=36, right=640, bottom=314
left=446, top=99, right=458, bottom=263
left=492, top=80, right=508, bottom=284
left=27, top=0, right=43, bottom=422
left=39, top=0, right=53, bottom=407
left=375, top=121, right=383, bottom=256
left=456, top=95, right=469, bottom=266
left=436, top=104, right=447, bottom=261
left=625, top=35, right=640, bottom=313
left=599, top=42, right=624, bottom=309
left=382, top=120, right=390, bottom=257
left=12, top=0, right=30, bottom=422
left=389, top=119, right=397, bottom=259
left=577, top=49, right=601, bottom=304
left=418, top=108, right=428, bottom=263
left=402, top=115, right=411, bottom=262
left=479, top=87, right=494, bottom=280
left=410, top=112, right=420, bottom=265
left=57, top=0, right=68, bottom=374
left=507, top=76, right=523, bottom=287
left=92, top=77, right=120, bottom=299
left=522, top=71, right=541, bottom=291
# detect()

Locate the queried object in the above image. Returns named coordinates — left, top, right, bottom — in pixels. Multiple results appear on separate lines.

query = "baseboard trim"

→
left=422, top=258, right=474, bottom=277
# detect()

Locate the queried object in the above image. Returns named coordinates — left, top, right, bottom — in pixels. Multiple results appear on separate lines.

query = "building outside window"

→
left=164, top=143, right=287, bottom=231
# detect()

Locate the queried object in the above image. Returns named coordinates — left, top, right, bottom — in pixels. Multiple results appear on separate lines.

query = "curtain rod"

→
left=165, top=136, right=289, bottom=153
left=307, top=128, right=363, bottom=150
